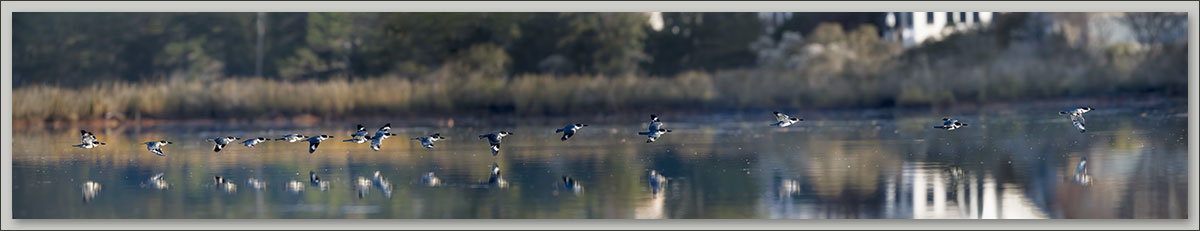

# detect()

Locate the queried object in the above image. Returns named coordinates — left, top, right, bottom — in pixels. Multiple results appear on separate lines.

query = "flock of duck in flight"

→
left=73, top=107, right=1095, bottom=202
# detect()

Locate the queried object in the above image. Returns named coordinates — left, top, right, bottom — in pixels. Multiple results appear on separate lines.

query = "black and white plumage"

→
left=771, top=111, right=804, bottom=127
left=933, top=118, right=968, bottom=131
left=276, top=134, right=308, bottom=142
left=303, top=135, right=333, bottom=154
left=555, top=124, right=589, bottom=141
left=73, top=130, right=106, bottom=149
left=478, top=131, right=512, bottom=156
left=144, top=140, right=172, bottom=156
left=343, top=124, right=369, bottom=143
left=1059, top=107, right=1092, bottom=133
left=637, top=114, right=672, bottom=143
left=364, top=123, right=393, bottom=151
left=411, top=133, right=446, bottom=149
left=208, top=136, right=241, bottom=152
left=242, top=137, right=269, bottom=147
left=648, top=170, right=668, bottom=197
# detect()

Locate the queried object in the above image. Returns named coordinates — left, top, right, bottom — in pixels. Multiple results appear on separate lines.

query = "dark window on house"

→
left=926, top=12, right=935, bottom=24
left=946, top=12, right=955, bottom=25
left=960, top=12, right=967, bottom=22
left=973, top=12, right=981, bottom=22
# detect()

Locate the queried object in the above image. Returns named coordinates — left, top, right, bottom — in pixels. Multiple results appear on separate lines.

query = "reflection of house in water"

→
left=881, top=12, right=994, bottom=48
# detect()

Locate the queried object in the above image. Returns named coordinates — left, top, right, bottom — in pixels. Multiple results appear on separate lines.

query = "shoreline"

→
left=11, top=95, right=1185, bottom=132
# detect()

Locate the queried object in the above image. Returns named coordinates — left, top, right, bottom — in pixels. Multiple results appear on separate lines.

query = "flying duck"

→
left=772, top=111, right=804, bottom=127
left=1060, top=107, right=1092, bottom=133
left=411, top=133, right=446, bottom=149
left=638, top=114, right=672, bottom=143
left=208, top=136, right=241, bottom=152
left=343, top=124, right=369, bottom=143
left=303, top=135, right=333, bottom=154
left=276, top=134, right=308, bottom=142
left=933, top=118, right=968, bottom=131
left=242, top=137, right=269, bottom=148
left=365, top=123, right=394, bottom=151
left=73, top=129, right=106, bottom=149
left=556, top=123, right=589, bottom=141
left=144, top=140, right=173, bottom=156
left=478, top=131, right=512, bottom=156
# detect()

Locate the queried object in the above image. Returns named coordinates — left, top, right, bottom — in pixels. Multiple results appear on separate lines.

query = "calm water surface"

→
left=11, top=104, right=1190, bottom=218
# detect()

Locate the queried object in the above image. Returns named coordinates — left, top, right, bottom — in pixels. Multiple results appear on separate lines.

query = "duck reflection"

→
left=310, top=171, right=330, bottom=191
left=214, top=176, right=237, bottom=193
left=557, top=175, right=584, bottom=196
left=778, top=178, right=801, bottom=198
left=373, top=171, right=392, bottom=198
left=81, top=181, right=101, bottom=203
left=485, top=163, right=508, bottom=189
left=141, top=173, right=169, bottom=190
left=286, top=180, right=305, bottom=194
left=1072, top=157, right=1092, bottom=186
left=355, top=176, right=372, bottom=198
left=421, top=172, right=441, bottom=187
left=648, top=170, right=668, bottom=198
left=246, top=178, right=266, bottom=191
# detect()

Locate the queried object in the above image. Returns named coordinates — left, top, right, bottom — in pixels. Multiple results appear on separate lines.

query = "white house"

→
left=884, top=12, right=994, bottom=48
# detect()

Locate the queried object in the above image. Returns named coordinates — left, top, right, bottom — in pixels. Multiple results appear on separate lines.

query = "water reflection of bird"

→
left=81, top=181, right=101, bottom=203
left=286, top=180, right=305, bottom=193
left=771, top=111, right=803, bottom=128
left=411, top=133, right=446, bottom=149
left=72, top=130, right=106, bottom=149
left=142, top=173, right=169, bottom=190
left=343, top=124, right=369, bottom=143
left=478, top=131, right=512, bottom=156
left=487, top=163, right=508, bottom=189
left=648, top=170, right=668, bottom=197
left=421, top=172, right=441, bottom=187
left=556, top=124, right=588, bottom=141
left=309, top=171, right=330, bottom=190
left=373, top=171, right=392, bottom=198
left=638, top=114, right=672, bottom=143
left=355, top=176, right=373, bottom=198
left=1060, top=107, right=1092, bottom=133
left=213, top=176, right=237, bottom=193
left=933, top=118, right=968, bottom=131
left=779, top=179, right=800, bottom=198
left=247, top=178, right=266, bottom=190
left=1073, top=157, right=1092, bottom=185
left=561, top=175, right=584, bottom=195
